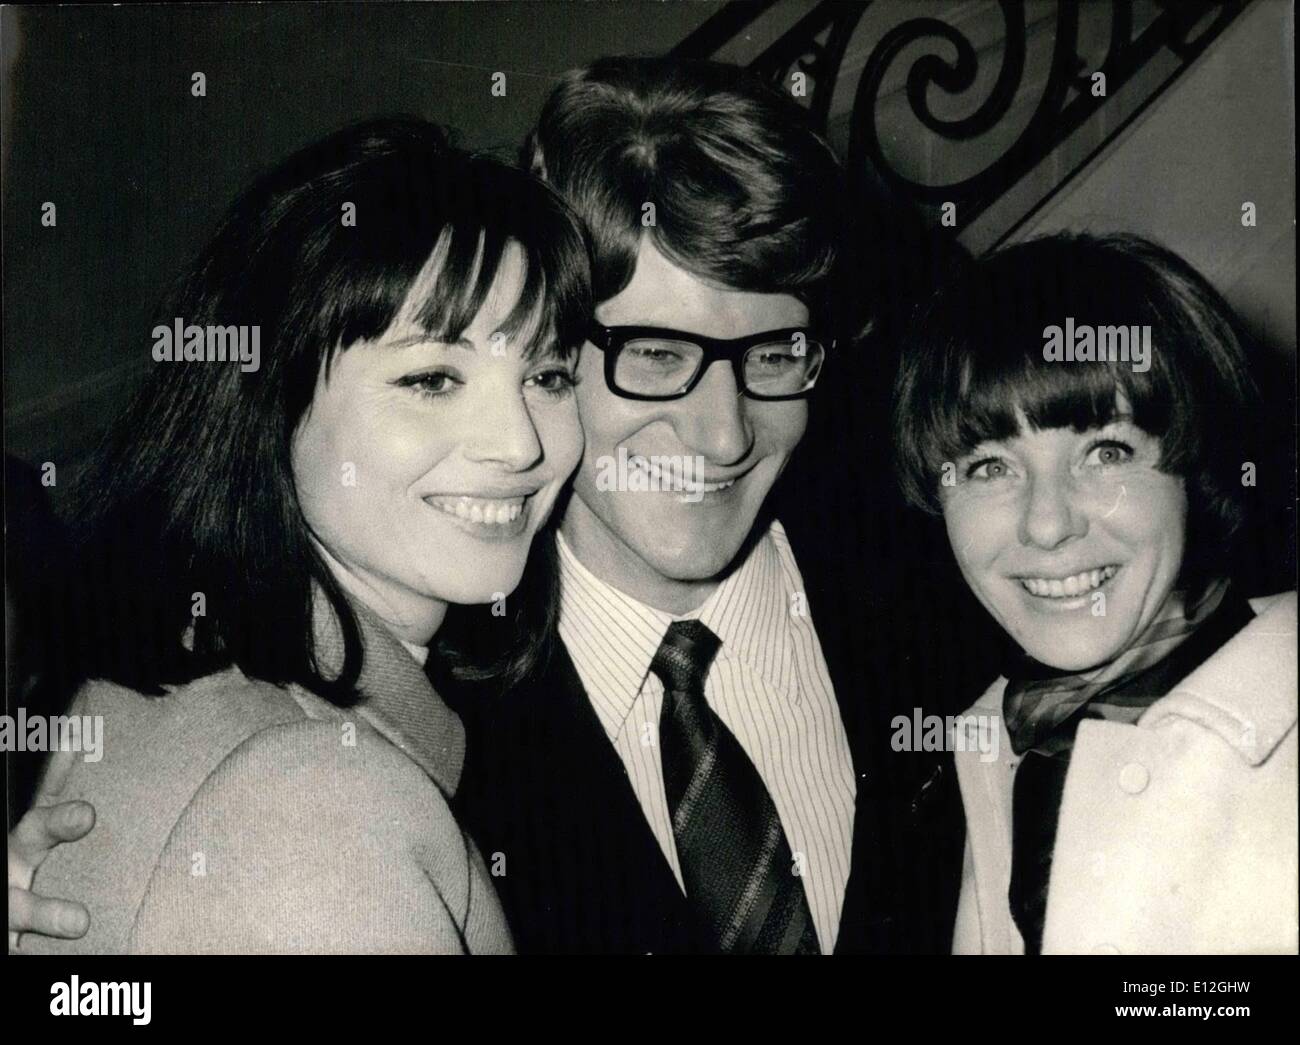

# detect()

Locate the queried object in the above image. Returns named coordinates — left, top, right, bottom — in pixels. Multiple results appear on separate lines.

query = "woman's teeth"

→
left=1020, top=565, right=1118, bottom=599
left=629, top=455, right=736, bottom=493
left=427, top=495, right=525, bottom=525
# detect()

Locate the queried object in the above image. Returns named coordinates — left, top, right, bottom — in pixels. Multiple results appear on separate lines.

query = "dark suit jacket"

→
left=445, top=350, right=1003, bottom=954
left=446, top=518, right=998, bottom=954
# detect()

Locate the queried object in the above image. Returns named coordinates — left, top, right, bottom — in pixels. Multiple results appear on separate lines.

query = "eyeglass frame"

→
left=585, top=323, right=828, bottom=402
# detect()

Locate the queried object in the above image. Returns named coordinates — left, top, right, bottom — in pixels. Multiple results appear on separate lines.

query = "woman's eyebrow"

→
left=384, top=333, right=474, bottom=352
left=529, top=343, right=568, bottom=363
left=954, top=442, right=1002, bottom=458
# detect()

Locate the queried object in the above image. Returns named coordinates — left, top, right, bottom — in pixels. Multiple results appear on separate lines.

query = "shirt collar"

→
left=556, top=522, right=795, bottom=740
left=556, top=532, right=670, bottom=738
left=697, top=523, right=794, bottom=694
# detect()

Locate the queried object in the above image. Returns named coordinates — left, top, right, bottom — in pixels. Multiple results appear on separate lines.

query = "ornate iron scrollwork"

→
left=676, top=1, right=1249, bottom=234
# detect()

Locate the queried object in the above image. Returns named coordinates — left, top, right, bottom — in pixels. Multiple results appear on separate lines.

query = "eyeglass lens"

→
left=613, top=337, right=823, bottom=397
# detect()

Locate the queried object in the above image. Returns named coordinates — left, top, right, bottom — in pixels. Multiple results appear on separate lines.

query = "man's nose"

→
left=463, top=391, right=544, bottom=471
left=1018, top=472, right=1089, bottom=550
left=670, top=360, right=755, bottom=465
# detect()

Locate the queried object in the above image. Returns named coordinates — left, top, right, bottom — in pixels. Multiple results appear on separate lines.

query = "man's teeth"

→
left=629, top=455, right=736, bottom=492
left=427, top=496, right=525, bottom=525
left=1020, top=565, right=1118, bottom=599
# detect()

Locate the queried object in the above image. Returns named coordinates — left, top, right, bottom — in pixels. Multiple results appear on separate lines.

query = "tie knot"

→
left=650, top=620, right=721, bottom=694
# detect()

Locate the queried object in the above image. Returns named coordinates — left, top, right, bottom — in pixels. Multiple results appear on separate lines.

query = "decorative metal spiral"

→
left=677, top=0, right=1248, bottom=232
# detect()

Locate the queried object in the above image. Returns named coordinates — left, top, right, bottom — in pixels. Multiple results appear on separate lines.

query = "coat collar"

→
left=1140, top=591, right=1297, bottom=766
left=312, top=587, right=466, bottom=797
left=967, top=591, right=1298, bottom=768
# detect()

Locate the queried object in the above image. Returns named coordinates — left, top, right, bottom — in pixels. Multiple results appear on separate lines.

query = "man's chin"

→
left=567, top=484, right=768, bottom=588
left=635, top=526, right=752, bottom=584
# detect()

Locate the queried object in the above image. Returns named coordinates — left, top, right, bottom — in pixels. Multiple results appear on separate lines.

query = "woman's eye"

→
left=966, top=457, right=1011, bottom=481
left=1085, top=440, right=1135, bottom=467
left=397, top=369, right=462, bottom=399
left=525, top=367, right=576, bottom=398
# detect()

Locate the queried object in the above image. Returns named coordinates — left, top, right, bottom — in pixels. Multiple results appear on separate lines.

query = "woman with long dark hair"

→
left=9, top=116, right=590, bottom=953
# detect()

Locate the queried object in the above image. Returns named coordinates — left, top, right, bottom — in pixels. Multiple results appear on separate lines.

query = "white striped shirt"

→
left=555, top=520, right=856, bottom=952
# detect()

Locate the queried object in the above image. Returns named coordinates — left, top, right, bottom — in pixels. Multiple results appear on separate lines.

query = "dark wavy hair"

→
left=524, top=55, right=843, bottom=322
left=893, top=232, right=1260, bottom=591
left=41, top=116, right=591, bottom=708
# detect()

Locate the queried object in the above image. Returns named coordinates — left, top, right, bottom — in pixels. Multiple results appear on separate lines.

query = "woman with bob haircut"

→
left=893, top=232, right=1296, bottom=955
left=9, top=115, right=591, bottom=953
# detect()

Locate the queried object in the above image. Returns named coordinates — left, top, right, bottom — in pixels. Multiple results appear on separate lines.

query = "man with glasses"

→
left=447, top=56, right=969, bottom=955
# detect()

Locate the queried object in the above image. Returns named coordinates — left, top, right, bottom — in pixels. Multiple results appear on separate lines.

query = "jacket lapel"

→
left=450, top=640, right=695, bottom=953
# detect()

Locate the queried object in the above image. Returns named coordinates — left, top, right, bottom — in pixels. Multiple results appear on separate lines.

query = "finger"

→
left=7, top=886, right=90, bottom=941
left=9, top=800, right=94, bottom=872
left=33, top=743, right=79, bottom=801
left=46, top=801, right=95, bottom=842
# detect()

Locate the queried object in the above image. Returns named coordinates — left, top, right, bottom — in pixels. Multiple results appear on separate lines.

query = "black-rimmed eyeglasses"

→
left=586, top=323, right=827, bottom=401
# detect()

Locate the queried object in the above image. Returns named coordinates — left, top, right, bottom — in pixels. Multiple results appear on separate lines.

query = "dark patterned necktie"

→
left=651, top=620, right=820, bottom=954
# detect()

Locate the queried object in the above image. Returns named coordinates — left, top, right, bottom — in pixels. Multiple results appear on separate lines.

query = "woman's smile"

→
left=423, top=492, right=535, bottom=540
left=1013, top=564, right=1121, bottom=606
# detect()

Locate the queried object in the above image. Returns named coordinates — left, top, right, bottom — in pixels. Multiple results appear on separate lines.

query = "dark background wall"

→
left=2, top=2, right=721, bottom=466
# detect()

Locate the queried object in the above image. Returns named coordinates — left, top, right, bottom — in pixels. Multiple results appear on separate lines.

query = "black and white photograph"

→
left=2, top=0, right=1296, bottom=1020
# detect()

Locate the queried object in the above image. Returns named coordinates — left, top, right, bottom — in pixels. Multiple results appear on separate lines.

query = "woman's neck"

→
left=311, top=538, right=448, bottom=647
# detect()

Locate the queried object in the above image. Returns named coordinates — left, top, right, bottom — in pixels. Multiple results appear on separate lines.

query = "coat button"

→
left=1119, top=762, right=1150, bottom=794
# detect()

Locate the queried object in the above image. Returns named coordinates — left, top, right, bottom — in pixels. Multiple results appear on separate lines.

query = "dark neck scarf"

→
left=1002, top=579, right=1255, bottom=953
left=1003, top=578, right=1237, bottom=756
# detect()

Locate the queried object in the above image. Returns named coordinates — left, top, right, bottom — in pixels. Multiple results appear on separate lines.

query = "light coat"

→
left=19, top=599, right=513, bottom=954
left=952, top=591, right=1298, bottom=955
